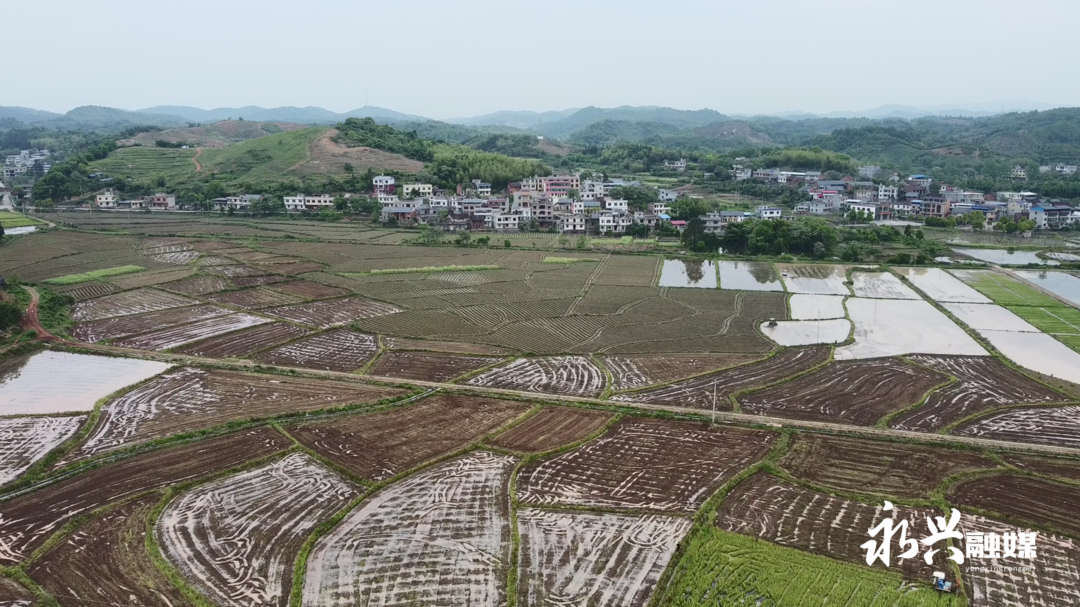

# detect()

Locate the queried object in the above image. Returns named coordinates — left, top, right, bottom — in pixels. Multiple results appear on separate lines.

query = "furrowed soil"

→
left=301, top=452, right=516, bottom=607
left=612, top=347, right=830, bottom=410
left=518, top=418, right=776, bottom=513
left=174, top=322, right=312, bottom=358
left=369, top=351, right=501, bottom=383
left=66, top=367, right=405, bottom=461
left=1004, top=454, right=1080, bottom=483
left=517, top=509, right=690, bottom=607
left=386, top=336, right=515, bottom=356
left=716, top=472, right=947, bottom=581
left=72, top=304, right=233, bottom=343
left=603, top=353, right=764, bottom=391
left=269, top=280, right=349, bottom=300
left=0, top=416, right=85, bottom=486
left=953, top=405, right=1080, bottom=448
left=949, top=474, right=1080, bottom=539
left=778, top=434, right=999, bottom=498
left=112, top=313, right=270, bottom=351
left=29, top=495, right=194, bottom=607
left=0, top=578, right=33, bottom=605
left=488, top=407, right=614, bottom=452
left=466, top=356, right=606, bottom=397
left=157, top=454, right=359, bottom=607
left=738, top=358, right=947, bottom=426
left=0, top=428, right=290, bottom=564
left=889, top=356, right=1064, bottom=432
left=289, top=394, right=529, bottom=481
left=253, top=329, right=378, bottom=371
left=71, top=288, right=196, bottom=321
left=160, top=274, right=232, bottom=296
left=264, top=297, right=400, bottom=328
left=206, top=287, right=304, bottom=309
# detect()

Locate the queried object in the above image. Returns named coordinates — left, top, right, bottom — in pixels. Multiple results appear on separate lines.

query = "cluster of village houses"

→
left=86, top=162, right=1080, bottom=233
left=2, top=149, right=51, bottom=181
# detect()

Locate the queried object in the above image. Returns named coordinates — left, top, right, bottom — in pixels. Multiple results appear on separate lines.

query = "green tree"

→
left=967, top=211, right=986, bottom=231
left=504, top=239, right=512, bottom=248
left=0, top=301, right=23, bottom=331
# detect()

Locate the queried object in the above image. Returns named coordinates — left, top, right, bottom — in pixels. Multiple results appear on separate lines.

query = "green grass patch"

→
left=0, top=211, right=44, bottom=228
left=542, top=256, right=599, bottom=264
left=657, top=527, right=961, bottom=607
left=44, top=265, right=144, bottom=285
left=1006, top=305, right=1080, bottom=337
left=958, top=271, right=1065, bottom=307
left=344, top=264, right=500, bottom=276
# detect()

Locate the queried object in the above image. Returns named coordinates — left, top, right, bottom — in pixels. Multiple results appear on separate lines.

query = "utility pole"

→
left=711, top=380, right=717, bottom=425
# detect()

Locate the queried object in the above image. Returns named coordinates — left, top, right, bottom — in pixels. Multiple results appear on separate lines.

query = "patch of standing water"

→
left=717, top=261, right=783, bottom=291
left=789, top=294, right=846, bottom=320
left=894, top=267, right=991, bottom=303
left=775, top=264, right=850, bottom=295
left=975, top=330, right=1080, bottom=385
left=760, top=319, right=851, bottom=346
left=1014, top=271, right=1080, bottom=308
left=0, top=351, right=170, bottom=415
left=4, top=226, right=37, bottom=235
left=953, top=248, right=1059, bottom=266
left=658, top=259, right=717, bottom=288
left=835, top=298, right=987, bottom=360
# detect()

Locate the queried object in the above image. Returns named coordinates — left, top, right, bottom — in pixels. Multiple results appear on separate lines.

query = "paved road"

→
left=57, top=341, right=1080, bottom=457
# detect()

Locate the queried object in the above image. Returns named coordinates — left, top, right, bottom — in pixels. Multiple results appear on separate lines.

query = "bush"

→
left=0, top=301, right=23, bottom=331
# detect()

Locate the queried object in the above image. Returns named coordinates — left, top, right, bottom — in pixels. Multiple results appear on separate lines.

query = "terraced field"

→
left=953, top=405, right=1080, bottom=447
left=603, top=353, right=763, bottom=391
left=72, top=287, right=195, bottom=321
left=113, top=312, right=271, bottom=350
left=253, top=329, right=378, bottom=371
left=369, top=351, right=500, bottom=382
left=488, top=407, right=613, bottom=452
left=466, top=356, right=606, bottom=397
left=949, top=474, right=1080, bottom=539
left=175, top=321, right=312, bottom=358
left=72, top=303, right=233, bottom=343
left=0, top=415, right=84, bottom=486
left=265, top=297, right=400, bottom=327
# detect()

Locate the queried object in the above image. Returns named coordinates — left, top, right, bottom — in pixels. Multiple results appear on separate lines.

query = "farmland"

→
left=466, top=356, right=605, bottom=397
left=0, top=415, right=84, bottom=486
left=253, top=328, right=378, bottom=371
left=949, top=474, right=1080, bottom=539
left=517, top=418, right=776, bottom=512
left=369, top=351, right=501, bottom=382
left=953, top=405, right=1080, bottom=447
left=488, top=406, right=613, bottom=452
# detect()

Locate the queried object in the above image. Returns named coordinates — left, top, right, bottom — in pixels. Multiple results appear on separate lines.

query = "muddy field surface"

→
left=517, top=509, right=690, bottom=607
left=0, top=577, right=33, bottom=605
left=290, top=394, right=528, bottom=481
left=158, top=454, right=358, bottom=607
left=206, top=287, right=304, bottom=309
left=953, top=405, right=1080, bottom=447
left=29, top=495, right=194, bottom=607
left=66, top=367, right=404, bottom=462
left=112, top=312, right=270, bottom=351
left=717, top=472, right=946, bottom=581
left=1004, top=454, right=1080, bottom=482
left=301, top=452, right=516, bottom=607
left=175, top=322, right=312, bottom=358
left=265, top=297, right=400, bottom=328
left=72, top=303, right=232, bottom=343
left=889, top=356, right=1065, bottom=432
left=71, top=288, right=196, bottom=321
left=232, top=274, right=289, bottom=287
left=466, top=356, right=606, bottom=397
left=958, top=515, right=1080, bottom=607
left=518, top=418, right=776, bottom=513
left=160, top=274, right=232, bottom=295
left=779, top=434, right=998, bottom=498
left=950, top=474, right=1080, bottom=539
left=0, top=428, right=290, bottom=565
left=269, top=280, right=349, bottom=300
left=603, top=353, right=764, bottom=391
left=253, top=329, right=378, bottom=371
left=488, top=407, right=614, bottom=452
left=369, top=351, right=500, bottom=383
left=613, top=348, right=830, bottom=410
left=386, top=336, right=516, bottom=356
left=738, top=358, right=946, bottom=426
left=0, top=415, right=84, bottom=486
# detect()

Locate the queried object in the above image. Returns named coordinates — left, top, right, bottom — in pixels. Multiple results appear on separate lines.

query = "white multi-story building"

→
left=283, top=194, right=335, bottom=211
left=755, top=206, right=782, bottom=219
left=877, top=185, right=899, bottom=202
left=399, top=183, right=433, bottom=198
left=657, top=188, right=679, bottom=202
left=858, top=166, right=881, bottom=179
left=1058, top=164, right=1078, bottom=175
left=664, top=159, right=687, bottom=172
left=602, top=198, right=628, bottom=213
left=373, top=176, right=395, bottom=194
left=487, top=209, right=519, bottom=231
left=95, top=189, right=117, bottom=208
left=556, top=213, right=586, bottom=233
left=647, top=202, right=670, bottom=216
left=377, top=193, right=399, bottom=207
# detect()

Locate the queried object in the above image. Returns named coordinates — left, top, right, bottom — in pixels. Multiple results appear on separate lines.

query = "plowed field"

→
left=889, top=356, right=1064, bottom=432
left=488, top=407, right=613, bottom=452
left=161, top=274, right=232, bottom=295
left=270, top=280, right=349, bottom=300
left=369, top=351, right=500, bottom=382
left=950, top=474, right=1080, bottom=539
left=206, top=287, right=303, bottom=309
left=1004, top=454, right=1080, bottom=482
left=232, top=274, right=289, bottom=287
left=779, top=434, right=997, bottom=498
left=603, top=353, right=763, bottom=391
left=953, top=405, right=1080, bottom=447
left=253, top=329, right=378, bottom=371
left=466, top=356, right=605, bottom=397
left=716, top=472, right=945, bottom=580
left=72, top=304, right=232, bottom=343
left=738, top=358, right=947, bottom=426
left=0, top=415, right=84, bottom=486
left=72, top=288, right=196, bottom=321
left=112, top=312, right=271, bottom=351
left=289, top=394, right=528, bottom=481
left=0, top=428, right=290, bottom=564
left=158, top=454, right=358, bottom=607
left=175, top=321, right=312, bottom=358
left=265, top=297, right=400, bottom=328
left=612, top=348, right=830, bottom=410
left=29, top=495, right=194, bottom=607
left=67, top=367, right=404, bottom=461
left=301, top=452, right=516, bottom=607
left=518, top=418, right=776, bottom=512
left=386, top=336, right=515, bottom=356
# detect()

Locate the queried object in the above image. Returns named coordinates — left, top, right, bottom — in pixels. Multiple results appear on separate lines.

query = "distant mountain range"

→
left=137, top=105, right=427, bottom=124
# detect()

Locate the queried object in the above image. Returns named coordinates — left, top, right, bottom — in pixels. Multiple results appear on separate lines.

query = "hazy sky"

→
left=8, top=0, right=1079, bottom=118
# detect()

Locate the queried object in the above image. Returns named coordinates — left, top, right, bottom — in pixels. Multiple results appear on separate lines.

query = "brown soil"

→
left=118, top=120, right=308, bottom=148
left=717, top=472, right=947, bottom=581
left=613, top=348, right=830, bottom=410
left=289, top=394, right=529, bottom=481
left=889, top=356, right=1064, bottom=432
left=201, top=264, right=272, bottom=278
left=370, top=352, right=501, bottom=383
left=176, top=322, right=311, bottom=358
left=160, top=275, right=232, bottom=295
left=66, top=368, right=405, bottom=460
left=30, top=495, right=194, bottom=607
left=293, top=129, right=425, bottom=175
left=488, top=407, right=613, bottom=452
left=206, top=287, right=303, bottom=309
left=191, top=147, right=203, bottom=171
left=517, top=418, right=776, bottom=513
left=72, top=304, right=231, bottom=343
left=739, top=359, right=947, bottom=426
left=779, top=434, right=999, bottom=498
left=0, top=428, right=290, bottom=565
left=270, top=280, right=350, bottom=300
left=1004, top=454, right=1080, bottom=483
left=254, top=261, right=325, bottom=275
left=56, top=281, right=117, bottom=301
left=603, top=353, right=765, bottom=391
left=265, top=297, right=399, bottom=328
left=952, top=405, right=1080, bottom=448
left=231, top=274, right=290, bottom=287
left=0, top=578, right=33, bottom=604
left=386, top=336, right=516, bottom=356
left=950, top=474, right=1080, bottom=539
left=253, top=329, right=378, bottom=371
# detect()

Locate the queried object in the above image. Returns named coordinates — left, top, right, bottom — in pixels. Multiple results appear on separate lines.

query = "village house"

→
left=664, top=159, right=687, bottom=172
left=399, top=183, right=434, bottom=198
left=372, top=175, right=395, bottom=194
left=755, top=206, right=782, bottom=220
left=95, top=189, right=117, bottom=208
left=556, top=213, right=587, bottom=233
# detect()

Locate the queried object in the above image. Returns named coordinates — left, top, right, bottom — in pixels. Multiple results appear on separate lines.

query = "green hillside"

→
left=200, top=127, right=328, bottom=181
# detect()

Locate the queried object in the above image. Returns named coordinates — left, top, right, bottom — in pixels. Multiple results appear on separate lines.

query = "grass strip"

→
left=43, top=265, right=144, bottom=285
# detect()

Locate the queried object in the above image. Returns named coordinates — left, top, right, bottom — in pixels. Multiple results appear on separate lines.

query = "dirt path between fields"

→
left=191, top=148, right=203, bottom=172
left=20, top=286, right=57, bottom=341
